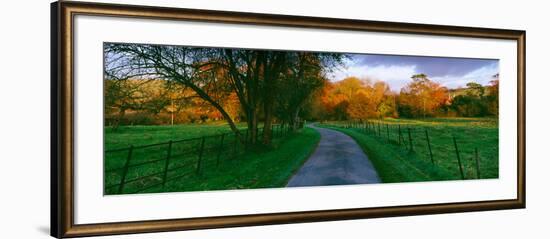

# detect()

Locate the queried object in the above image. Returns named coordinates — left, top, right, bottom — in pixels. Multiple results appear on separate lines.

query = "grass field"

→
left=320, top=117, right=498, bottom=183
left=104, top=123, right=319, bottom=194
left=105, top=123, right=248, bottom=150
left=105, top=117, right=497, bottom=194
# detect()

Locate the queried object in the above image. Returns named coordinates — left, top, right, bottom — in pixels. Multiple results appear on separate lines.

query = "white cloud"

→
left=432, top=63, right=499, bottom=89
left=328, top=62, right=499, bottom=91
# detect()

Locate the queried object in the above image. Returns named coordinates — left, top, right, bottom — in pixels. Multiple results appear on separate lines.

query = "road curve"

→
left=286, top=125, right=381, bottom=187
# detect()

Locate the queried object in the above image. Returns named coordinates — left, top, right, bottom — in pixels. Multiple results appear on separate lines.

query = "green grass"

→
left=104, top=124, right=320, bottom=194
left=105, top=117, right=497, bottom=194
left=162, top=127, right=320, bottom=192
left=320, top=117, right=498, bottom=182
left=105, top=123, right=248, bottom=150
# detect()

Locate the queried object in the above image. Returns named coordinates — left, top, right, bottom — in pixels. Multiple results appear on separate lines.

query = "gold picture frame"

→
left=51, top=1, right=526, bottom=237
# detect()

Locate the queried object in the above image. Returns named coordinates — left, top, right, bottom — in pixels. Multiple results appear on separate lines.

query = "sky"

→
left=328, top=53, right=499, bottom=91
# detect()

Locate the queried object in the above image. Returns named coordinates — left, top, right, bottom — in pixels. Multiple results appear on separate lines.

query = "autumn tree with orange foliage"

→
left=397, top=74, right=449, bottom=118
left=311, top=77, right=397, bottom=120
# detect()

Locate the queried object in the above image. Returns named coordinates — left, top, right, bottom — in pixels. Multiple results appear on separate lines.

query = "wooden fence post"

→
left=162, top=141, right=172, bottom=187
left=408, top=128, right=414, bottom=152
left=118, top=145, right=134, bottom=194
left=386, top=124, right=390, bottom=142
left=398, top=124, right=402, bottom=145
left=425, top=129, right=434, bottom=164
left=216, top=134, right=225, bottom=167
left=453, top=136, right=465, bottom=180
left=377, top=122, right=381, bottom=136
left=370, top=121, right=373, bottom=134
left=474, top=148, right=481, bottom=179
left=196, top=137, right=206, bottom=175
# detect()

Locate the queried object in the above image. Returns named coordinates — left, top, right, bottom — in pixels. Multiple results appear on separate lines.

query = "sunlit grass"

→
left=105, top=123, right=252, bottom=150
left=104, top=124, right=320, bottom=194
left=320, top=117, right=498, bottom=182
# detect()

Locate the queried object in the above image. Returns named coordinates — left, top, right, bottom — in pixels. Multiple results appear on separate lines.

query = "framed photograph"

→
left=51, top=1, right=526, bottom=237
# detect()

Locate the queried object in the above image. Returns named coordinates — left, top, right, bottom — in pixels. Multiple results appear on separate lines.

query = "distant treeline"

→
left=105, top=73, right=498, bottom=128
left=308, top=73, right=499, bottom=120
left=105, top=79, right=242, bottom=126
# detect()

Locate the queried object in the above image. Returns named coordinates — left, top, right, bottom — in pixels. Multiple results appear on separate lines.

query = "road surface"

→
left=286, top=125, right=381, bottom=187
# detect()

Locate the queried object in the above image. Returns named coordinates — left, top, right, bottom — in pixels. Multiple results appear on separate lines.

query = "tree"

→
left=466, top=82, right=485, bottom=97
left=448, top=76, right=500, bottom=117
left=372, top=81, right=395, bottom=118
left=275, top=52, right=342, bottom=133
left=104, top=78, right=152, bottom=129
left=326, top=77, right=363, bottom=120
left=260, top=51, right=287, bottom=144
left=105, top=43, right=346, bottom=145
left=346, top=89, right=373, bottom=119
left=105, top=44, right=246, bottom=141
left=487, top=74, right=499, bottom=116
left=221, top=49, right=288, bottom=144
left=398, top=74, right=448, bottom=118
left=312, top=77, right=396, bottom=121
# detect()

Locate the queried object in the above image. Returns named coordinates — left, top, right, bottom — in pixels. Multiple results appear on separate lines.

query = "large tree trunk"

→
left=262, top=97, right=274, bottom=145
left=261, top=52, right=286, bottom=145
left=288, top=115, right=295, bottom=132
left=262, top=62, right=274, bottom=145
left=247, top=108, right=258, bottom=145
left=287, top=106, right=301, bottom=132
left=292, top=107, right=301, bottom=131
left=112, top=107, right=126, bottom=131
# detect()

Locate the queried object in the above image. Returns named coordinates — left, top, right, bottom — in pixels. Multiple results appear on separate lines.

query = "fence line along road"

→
left=322, top=120, right=485, bottom=181
left=105, top=122, right=303, bottom=194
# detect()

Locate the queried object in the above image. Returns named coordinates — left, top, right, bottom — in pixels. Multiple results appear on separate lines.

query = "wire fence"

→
left=321, top=120, right=490, bottom=180
left=105, top=122, right=303, bottom=194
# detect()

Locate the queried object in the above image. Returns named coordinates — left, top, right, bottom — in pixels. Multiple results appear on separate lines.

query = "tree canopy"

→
left=104, top=43, right=344, bottom=144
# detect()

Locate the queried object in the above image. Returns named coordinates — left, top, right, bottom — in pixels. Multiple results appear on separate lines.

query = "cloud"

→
left=431, top=63, right=499, bottom=89
left=328, top=54, right=499, bottom=91
left=351, top=54, right=497, bottom=78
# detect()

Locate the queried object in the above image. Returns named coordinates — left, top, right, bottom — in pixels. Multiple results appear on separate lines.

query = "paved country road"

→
left=286, top=125, right=381, bottom=187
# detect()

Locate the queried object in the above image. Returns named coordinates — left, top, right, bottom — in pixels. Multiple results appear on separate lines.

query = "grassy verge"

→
left=320, top=117, right=498, bottom=183
left=162, top=127, right=320, bottom=192
left=105, top=125, right=320, bottom=194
